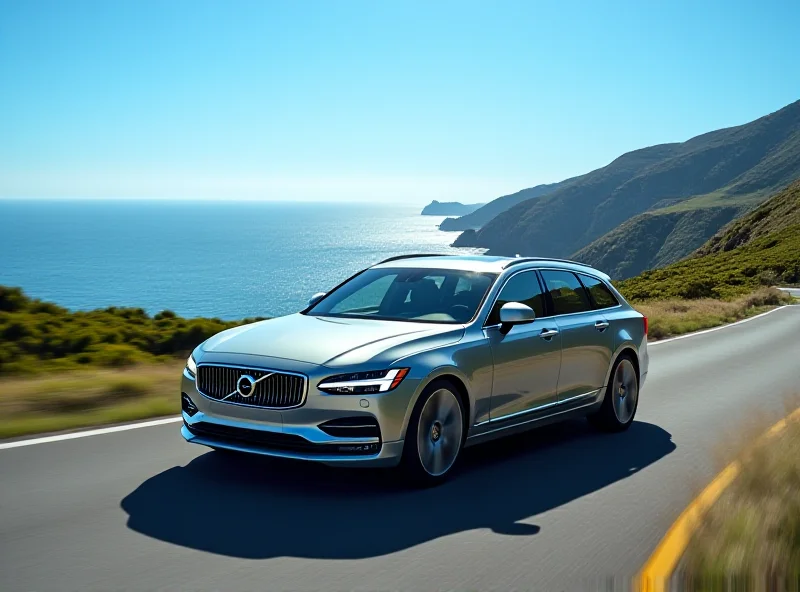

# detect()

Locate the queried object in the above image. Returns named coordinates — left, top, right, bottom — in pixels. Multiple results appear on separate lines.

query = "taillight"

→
left=643, top=315, right=649, bottom=336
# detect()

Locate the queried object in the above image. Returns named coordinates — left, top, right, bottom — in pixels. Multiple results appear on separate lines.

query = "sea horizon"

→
left=0, top=199, right=483, bottom=320
left=0, top=197, right=434, bottom=205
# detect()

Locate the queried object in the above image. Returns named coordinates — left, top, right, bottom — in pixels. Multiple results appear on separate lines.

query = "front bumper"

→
left=181, top=423, right=405, bottom=467
left=180, top=357, right=418, bottom=468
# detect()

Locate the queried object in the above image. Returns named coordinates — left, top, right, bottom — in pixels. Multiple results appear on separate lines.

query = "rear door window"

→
left=540, top=270, right=592, bottom=315
left=578, top=274, right=619, bottom=309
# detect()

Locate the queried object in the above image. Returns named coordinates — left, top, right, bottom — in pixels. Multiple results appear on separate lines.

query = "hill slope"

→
left=573, top=205, right=746, bottom=279
left=439, top=178, right=577, bottom=231
left=618, top=180, right=800, bottom=301
left=695, top=179, right=800, bottom=255
left=458, top=100, right=800, bottom=260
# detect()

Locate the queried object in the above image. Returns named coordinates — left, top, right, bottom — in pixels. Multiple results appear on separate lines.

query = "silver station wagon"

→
left=181, top=255, right=649, bottom=484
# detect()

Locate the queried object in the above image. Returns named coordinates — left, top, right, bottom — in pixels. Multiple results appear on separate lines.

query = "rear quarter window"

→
left=578, top=274, right=619, bottom=309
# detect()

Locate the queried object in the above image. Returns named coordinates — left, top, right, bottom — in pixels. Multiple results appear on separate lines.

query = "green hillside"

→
left=618, top=181, right=800, bottom=301
left=572, top=205, right=745, bottom=279
left=695, top=179, right=800, bottom=255
left=456, top=100, right=800, bottom=263
left=575, top=119, right=800, bottom=278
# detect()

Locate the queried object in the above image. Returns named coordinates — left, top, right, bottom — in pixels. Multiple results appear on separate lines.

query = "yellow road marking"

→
left=637, top=407, right=800, bottom=592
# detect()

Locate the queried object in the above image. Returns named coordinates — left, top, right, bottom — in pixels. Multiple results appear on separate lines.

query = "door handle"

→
left=595, top=320, right=610, bottom=331
left=539, top=328, right=559, bottom=340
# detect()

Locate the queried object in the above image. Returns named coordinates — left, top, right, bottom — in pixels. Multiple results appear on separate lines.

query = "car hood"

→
left=200, top=313, right=465, bottom=367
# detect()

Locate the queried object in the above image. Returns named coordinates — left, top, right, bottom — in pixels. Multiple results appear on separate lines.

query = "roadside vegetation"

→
left=0, top=287, right=262, bottom=438
left=680, top=409, right=800, bottom=586
left=0, top=363, right=182, bottom=439
left=634, top=287, right=792, bottom=340
left=0, top=286, right=261, bottom=375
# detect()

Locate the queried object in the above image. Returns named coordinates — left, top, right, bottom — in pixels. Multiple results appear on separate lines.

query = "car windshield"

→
left=306, top=267, right=497, bottom=324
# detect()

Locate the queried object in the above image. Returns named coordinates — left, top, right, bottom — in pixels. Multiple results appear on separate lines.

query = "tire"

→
left=400, top=379, right=465, bottom=486
left=588, top=353, right=639, bottom=432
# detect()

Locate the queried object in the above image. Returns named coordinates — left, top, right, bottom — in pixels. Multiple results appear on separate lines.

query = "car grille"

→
left=196, top=365, right=306, bottom=409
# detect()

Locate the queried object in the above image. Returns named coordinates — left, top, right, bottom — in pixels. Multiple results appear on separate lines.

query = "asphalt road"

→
left=2, top=306, right=799, bottom=591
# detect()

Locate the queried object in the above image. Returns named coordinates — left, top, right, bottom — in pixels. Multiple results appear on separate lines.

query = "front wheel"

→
left=401, top=380, right=465, bottom=486
left=588, top=354, right=639, bottom=432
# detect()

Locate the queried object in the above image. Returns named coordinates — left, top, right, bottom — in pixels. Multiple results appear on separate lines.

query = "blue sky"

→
left=1, top=0, right=797, bottom=203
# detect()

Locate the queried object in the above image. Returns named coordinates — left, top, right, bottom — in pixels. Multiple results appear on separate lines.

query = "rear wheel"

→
left=401, top=380, right=465, bottom=486
left=588, top=354, right=639, bottom=432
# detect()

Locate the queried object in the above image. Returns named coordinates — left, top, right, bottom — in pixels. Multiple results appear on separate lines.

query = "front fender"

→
left=394, top=365, right=474, bottom=443
left=393, top=329, right=493, bottom=442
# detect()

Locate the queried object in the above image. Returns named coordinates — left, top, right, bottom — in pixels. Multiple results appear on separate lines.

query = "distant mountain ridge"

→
left=454, top=99, right=800, bottom=275
left=420, top=200, right=483, bottom=216
left=438, top=179, right=577, bottom=230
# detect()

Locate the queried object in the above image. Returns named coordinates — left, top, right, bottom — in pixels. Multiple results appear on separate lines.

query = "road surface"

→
left=2, top=306, right=799, bottom=590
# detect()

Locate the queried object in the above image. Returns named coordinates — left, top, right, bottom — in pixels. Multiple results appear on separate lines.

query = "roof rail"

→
left=501, top=257, right=594, bottom=269
left=376, top=253, right=450, bottom=265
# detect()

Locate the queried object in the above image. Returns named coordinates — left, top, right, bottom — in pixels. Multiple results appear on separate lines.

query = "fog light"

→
left=181, top=393, right=199, bottom=417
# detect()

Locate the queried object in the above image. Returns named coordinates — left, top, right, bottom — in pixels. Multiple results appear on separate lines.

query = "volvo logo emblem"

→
left=236, top=374, right=256, bottom=398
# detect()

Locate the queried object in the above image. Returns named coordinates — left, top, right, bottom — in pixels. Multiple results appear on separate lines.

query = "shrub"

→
left=154, top=310, right=177, bottom=320
left=86, top=344, right=152, bottom=368
left=0, top=287, right=248, bottom=375
left=0, top=287, right=27, bottom=312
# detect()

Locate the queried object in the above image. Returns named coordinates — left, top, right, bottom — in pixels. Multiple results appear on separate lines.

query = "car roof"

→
left=371, top=254, right=611, bottom=280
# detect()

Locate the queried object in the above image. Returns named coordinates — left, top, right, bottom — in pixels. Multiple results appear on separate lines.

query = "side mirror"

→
left=308, top=292, right=326, bottom=307
left=498, top=302, right=535, bottom=334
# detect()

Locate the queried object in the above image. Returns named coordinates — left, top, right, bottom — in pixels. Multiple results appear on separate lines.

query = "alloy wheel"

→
left=612, top=358, right=638, bottom=424
left=416, top=388, right=463, bottom=477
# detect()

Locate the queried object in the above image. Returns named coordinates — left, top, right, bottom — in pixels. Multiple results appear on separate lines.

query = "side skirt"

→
left=464, top=389, right=604, bottom=448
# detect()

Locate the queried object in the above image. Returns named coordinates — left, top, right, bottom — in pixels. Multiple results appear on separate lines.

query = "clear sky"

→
left=1, top=0, right=797, bottom=203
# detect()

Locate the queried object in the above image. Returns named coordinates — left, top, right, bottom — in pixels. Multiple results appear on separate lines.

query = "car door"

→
left=540, top=270, right=614, bottom=402
left=485, top=270, right=562, bottom=420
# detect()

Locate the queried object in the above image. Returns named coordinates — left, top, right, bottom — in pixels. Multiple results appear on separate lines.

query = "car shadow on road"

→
left=121, top=419, right=674, bottom=559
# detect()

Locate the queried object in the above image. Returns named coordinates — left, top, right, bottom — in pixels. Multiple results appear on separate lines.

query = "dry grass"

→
left=639, top=287, right=793, bottom=340
left=681, top=406, right=800, bottom=589
left=0, top=362, right=182, bottom=438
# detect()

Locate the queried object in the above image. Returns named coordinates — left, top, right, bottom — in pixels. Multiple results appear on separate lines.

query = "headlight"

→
left=186, top=354, right=197, bottom=377
left=318, top=368, right=409, bottom=394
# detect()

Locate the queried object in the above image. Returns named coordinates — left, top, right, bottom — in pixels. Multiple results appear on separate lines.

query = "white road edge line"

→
left=1, top=304, right=795, bottom=450
left=648, top=305, right=789, bottom=346
left=0, top=416, right=182, bottom=450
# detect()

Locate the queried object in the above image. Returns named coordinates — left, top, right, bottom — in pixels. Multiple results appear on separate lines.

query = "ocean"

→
left=0, top=200, right=483, bottom=320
